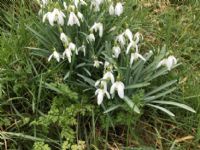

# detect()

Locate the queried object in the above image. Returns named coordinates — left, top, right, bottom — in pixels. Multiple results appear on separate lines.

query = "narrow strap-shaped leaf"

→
left=147, top=104, right=175, bottom=117
left=146, top=80, right=177, bottom=96
left=77, top=74, right=95, bottom=87
left=151, top=101, right=196, bottom=113
left=126, top=82, right=150, bottom=90
left=123, top=96, right=140, bottom=114
left=144, top=87, right=176, bottom=101
left=103, top=105, right=122, bottom=113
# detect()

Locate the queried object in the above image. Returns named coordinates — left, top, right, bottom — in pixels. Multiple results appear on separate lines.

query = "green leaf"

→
left=146, top=80, right=177, bottom=96
left=151, top=101, right=196, bottom=113
left=77, top=74, right=95, bottom=87
left=123, top=96, right=140, bottom=114
left=103, top=105, right=122, bottom=113
left=147, top=104, right=175, bottom=117
left=144, top=87, right=176, bottom=101
left=126, top=82, right=150, bottom=90
left=26, top=47, right=50, bottom=57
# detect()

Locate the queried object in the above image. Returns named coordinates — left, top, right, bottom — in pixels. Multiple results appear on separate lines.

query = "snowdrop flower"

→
left=130, top=52, right=146, bottom=66
left=87, top=33, right=95, bottom=43
left=95, top=88, right=110, bottom=105
left=126, top=41, right=138, bottom=54
left=68, top=42, right=77, bottom=52
left=74, top=0, right=87, bottom=8
left=77, top=45, right=86, bottom=56
left=110, top=81, right=125, bottom=99
left=115, top=2, right=123, bottom=16
left=60, top=33, right=68, bottom=44
left=63, top=48, right=72, bottom=63
left=116, top=33, right=126, bottom=47
left=95, top=80, right=110, bottom=105
left=90, top=22, right=103, bottom=37
left=134, top=32, right=143, bottom=44
left=48, top=51, right=61, bottom=62
left=43, top=9, right=66, bottom=26
left=90, top=0, right=104, bottom=12
left=124, top=29, right=133, bottom=42
left=67, top=12, right=80, bottom=26
left=77, top=12, right=84, bottom=22
left=103, top=71, right=115, bottom=84
left=109, top=4, right=115, bottom=15
left=112, top=46, right=121, bottom=58
left=94, top=60, right=103, bottom=68
left=104, top=61, right=111, bottom=69
left=157, top=55, right=177, bottom=71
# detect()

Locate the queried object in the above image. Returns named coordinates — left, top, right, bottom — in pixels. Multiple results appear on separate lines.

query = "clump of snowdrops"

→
left=34, top=0, right=195, bottom=116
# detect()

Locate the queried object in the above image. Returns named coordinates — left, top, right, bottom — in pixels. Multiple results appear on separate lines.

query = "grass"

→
left=0, top=0, right=200, bottom=149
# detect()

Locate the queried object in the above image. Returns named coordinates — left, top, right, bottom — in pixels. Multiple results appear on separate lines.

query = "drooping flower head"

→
left=90, top=22, right=104, bottom=37
left=48, top=50, right=62, bottom=62
left=43, top=8, right=66, bottom=26
left=115, top=2, right=123, bottom=16
left=157, top=55, right=177, bottom=71
left=110, top=81, right=125, bottom=99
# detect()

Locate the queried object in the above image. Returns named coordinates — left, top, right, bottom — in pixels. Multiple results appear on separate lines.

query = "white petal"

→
left=124, top=29, right=133, bottom=42
left=115, top=2, right=123, bottom=16
left=110, top=83, right=116, bottom=95
left=77, top=12, right=84, bottom=22
left=126, top=42, right=133, bottom=54
left=113, top=46, right=121, bottom=58
left=117, top=87, right=124, bottom=99
left=48, top=13, right=55, bottom=26
left=109, top=4, right=115, bottom=15
left=157, top=59, right=166, bottom=68
left=103, top=72, right=115, bottom=84
left=48, top=54, right=53, bottom=62
left=117, top=83, right=124, bottom=99
left=97, top=90, right=104, bottom=105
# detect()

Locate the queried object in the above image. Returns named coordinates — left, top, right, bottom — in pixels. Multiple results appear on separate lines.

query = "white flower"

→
left=68, top=42, right=77, bottom=52
left=126, top=41, right=138, bottom=54
left=124, top=29, right=133, bottom=42
left=77, top=45, right=86, bottom=56
left=110, top=81, right=125, bottom=99
left=43, top=9, right=66, bottom=26
left=48, top=51, right=61, bottom=62
left=116, top=33, right=126, bottom=47
left=104, top=61, right=110, bottom=68
left=67, top=12, right=80, bottom=26
left=87, top=33, right=95, bottom=43
left=134, top=32, right=143, bottom=44
left=63, top=48, right=72, bottom=63
left=157, top=55, right=177, bottom=71
left=94, top=60, right=103, bottom=68
left=60, top=32, right=68, bottom=44
left=115, top=2, right=123, bottom=16
left=95, top=80, right=110, bottom=105
left=90, top=22, right=103, bottom=37
left=103, top=71, right=115, bottom=84
left=130, top=52, right=146, bottom=66
left=90, top=0, right=104, bottom=12
left=77, top=12, right=84, bottom=22
left=95, top=88, right=110, bottom=105
left=112, top=46, right=121, bottom=58
left=74, top=0, right=87, bottom=8
left=109, top=4, right=115, bottom=15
